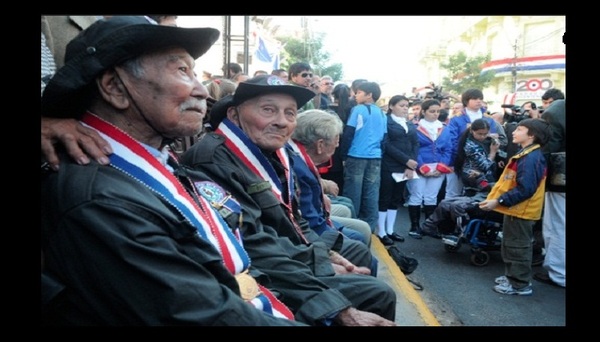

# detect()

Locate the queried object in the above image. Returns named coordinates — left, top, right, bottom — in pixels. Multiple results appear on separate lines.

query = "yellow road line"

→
left=372, top=236, right=441, bottom=326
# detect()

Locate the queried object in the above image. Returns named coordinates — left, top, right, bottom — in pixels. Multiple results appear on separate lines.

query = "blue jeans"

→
left=343, top=157, right=381, bottom=233
left=328, top=194, right=357, bottom=218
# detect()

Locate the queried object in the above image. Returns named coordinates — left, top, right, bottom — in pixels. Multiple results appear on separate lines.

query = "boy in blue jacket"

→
left=479, top=118, right=552, bottom=296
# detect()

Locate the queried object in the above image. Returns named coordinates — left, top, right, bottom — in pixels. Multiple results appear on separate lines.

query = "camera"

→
left=415, top=83, right=445, bottom=101
left=501, top=104, right=529, bottom=123
left=423, top=84, right=445, bottom=101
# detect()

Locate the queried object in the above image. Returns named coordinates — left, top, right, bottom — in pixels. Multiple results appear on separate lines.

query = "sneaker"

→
left=442, top=235, right=460, bottom=246
left=408, top=230, right=422, bottom=239
left=493, top=282, right=533, bottom=296
left=494, top=275, right=509, bottom=286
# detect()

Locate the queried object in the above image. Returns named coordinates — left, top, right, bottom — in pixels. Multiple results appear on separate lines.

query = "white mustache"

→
left=180, top=99, right=207, bottom=114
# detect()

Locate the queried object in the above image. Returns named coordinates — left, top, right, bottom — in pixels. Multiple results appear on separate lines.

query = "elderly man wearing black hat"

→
left=179, top=75, right=397, bottom=325
left=40, top=16, right=309, bottom=326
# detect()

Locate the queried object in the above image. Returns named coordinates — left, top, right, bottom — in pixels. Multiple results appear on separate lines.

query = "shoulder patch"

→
left=247, top=181, right=272, bottom=194
left=193, top=180, right=241, bottom=218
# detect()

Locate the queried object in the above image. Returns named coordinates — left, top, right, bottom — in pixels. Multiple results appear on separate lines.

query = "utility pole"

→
left=511, top=38, right=518, bottom=93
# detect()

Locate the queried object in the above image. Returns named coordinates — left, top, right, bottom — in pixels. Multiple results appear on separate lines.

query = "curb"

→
left=371, top=236, right=441, bottom=326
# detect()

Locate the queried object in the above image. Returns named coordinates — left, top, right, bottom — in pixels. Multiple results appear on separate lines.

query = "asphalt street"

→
left=372, top=205, right=566, bottom=326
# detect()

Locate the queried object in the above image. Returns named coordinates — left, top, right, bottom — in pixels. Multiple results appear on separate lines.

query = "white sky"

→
left=178, top=16, right=445, bottom=94
left=307, top=16, right=441, bottom=86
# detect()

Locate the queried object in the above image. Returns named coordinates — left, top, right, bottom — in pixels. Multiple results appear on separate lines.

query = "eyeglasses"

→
left=300, top=72, right=313, bottom=78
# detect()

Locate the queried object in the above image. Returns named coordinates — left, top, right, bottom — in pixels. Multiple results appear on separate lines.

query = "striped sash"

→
left=81, top=112, right=294, bottom=320
left=287, top=139, right=334, bottom=227
left=215, top=118, right=309, bottom=244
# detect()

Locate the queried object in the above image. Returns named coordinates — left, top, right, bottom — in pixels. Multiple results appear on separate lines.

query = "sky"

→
left=306, top=16, right=441, bottom=87
left=178, top=16, right=445, bottom=94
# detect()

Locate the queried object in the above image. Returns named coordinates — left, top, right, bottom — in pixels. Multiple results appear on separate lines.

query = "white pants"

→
left=407, top=175, right=445, bottom=206
left=542, top=192, right=566, bottom=287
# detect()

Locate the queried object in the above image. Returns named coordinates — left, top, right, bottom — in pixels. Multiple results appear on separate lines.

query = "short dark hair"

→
left=288, top=62, right=312, bottom=78
left=541, top=88, right=565, bottom=101
left=224, top=63, right=242, bottom=78
left=271, top=68, right=287, bottom=76
left=351, top=79, right=368, bottom=92
left=421, top=99, right=441, bottom=113
left=518, top=118, right=551, bottom=146
left=356, top=82, right=381, bottom=102
left=461, top=88, right=484, bottom=106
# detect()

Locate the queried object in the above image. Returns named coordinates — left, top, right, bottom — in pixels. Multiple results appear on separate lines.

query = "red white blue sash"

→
left=215, top=118, right=309, bottom=244
left=287, top=139, right=333, bottom=227
left=80, top=112, right=294, bottom=320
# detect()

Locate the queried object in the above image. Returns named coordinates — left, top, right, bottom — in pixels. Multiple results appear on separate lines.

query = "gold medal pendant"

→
left=235, top=270, right=260, bottom=301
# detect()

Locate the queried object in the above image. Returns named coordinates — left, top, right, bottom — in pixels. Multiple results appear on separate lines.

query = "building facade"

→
left=421, top=16, right=566, bottom=106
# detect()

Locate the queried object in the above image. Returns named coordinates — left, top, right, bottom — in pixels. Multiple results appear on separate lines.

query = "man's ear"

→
left=316, top=139, right=325, bottom=155
left=96, top=69, right=129, bottom=110
left=226, top=106, right=239, bottom=123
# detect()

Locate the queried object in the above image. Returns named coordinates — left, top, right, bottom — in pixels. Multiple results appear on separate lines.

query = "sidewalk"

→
left=371, top=237, right=440, bottom=326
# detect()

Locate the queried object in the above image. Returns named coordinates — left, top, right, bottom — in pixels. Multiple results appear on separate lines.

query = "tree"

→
left=278, top=33, right=344, bottom=81
left=440, top=51, right=495, bottom=95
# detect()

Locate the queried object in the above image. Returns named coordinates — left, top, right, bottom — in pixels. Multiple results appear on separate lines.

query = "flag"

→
left=254, top=34, right=280, bottom=71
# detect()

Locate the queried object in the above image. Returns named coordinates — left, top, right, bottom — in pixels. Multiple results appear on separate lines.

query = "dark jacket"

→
left=41, top=156, right=303, bottom=326
left=541, top=99, right=566, bottom=193
left=381, top=114, right=419, bottom=172
left=180, top=133, right=396, bottom=323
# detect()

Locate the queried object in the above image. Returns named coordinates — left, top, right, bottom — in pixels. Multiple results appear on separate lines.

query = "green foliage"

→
left=440, top=51, right=495, bottom=94
left=278, top=33, right=344, bottom=81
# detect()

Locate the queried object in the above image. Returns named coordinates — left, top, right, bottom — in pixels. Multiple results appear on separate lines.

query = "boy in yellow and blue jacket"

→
left=479, top=118, right=552, bottom=296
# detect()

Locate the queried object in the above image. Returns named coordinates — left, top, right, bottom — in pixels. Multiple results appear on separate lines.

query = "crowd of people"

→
left=41, top=15, right=565, bottom=326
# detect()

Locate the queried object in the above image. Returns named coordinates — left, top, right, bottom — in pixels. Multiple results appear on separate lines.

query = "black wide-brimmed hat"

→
left=41, top=16, right=220, bottom=119
left=208, top=75, right=315, bottom=128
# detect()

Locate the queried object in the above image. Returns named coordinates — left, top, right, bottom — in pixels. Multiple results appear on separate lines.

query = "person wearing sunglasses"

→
left=288, top=61, right=317, bottom=112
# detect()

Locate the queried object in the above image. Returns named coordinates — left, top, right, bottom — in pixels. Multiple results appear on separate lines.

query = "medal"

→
left=235, top=270, right=260, bottom=301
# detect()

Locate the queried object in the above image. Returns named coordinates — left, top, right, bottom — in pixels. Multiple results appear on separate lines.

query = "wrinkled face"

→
left=319, top=78, right=334, bottom=94
left=311, top=134, right=339, bottom=165
left=119, top=47, right=208, bottom=141
left=229, top=93, right=298, bottom=152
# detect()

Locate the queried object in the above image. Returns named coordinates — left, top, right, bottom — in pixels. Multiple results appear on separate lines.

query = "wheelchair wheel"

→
left=470, top=250, right=490, bottom=266
left=444, top=242, right=461, bottom=252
